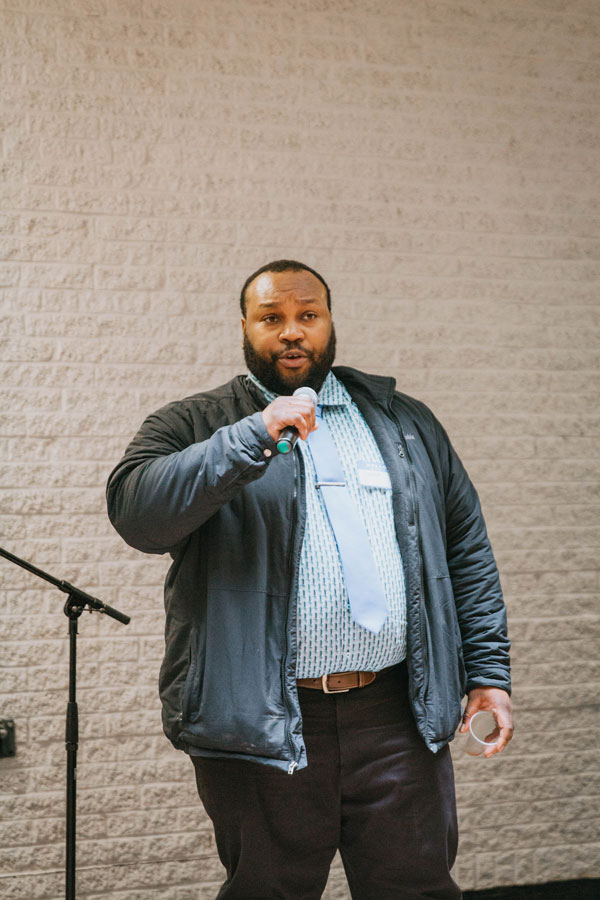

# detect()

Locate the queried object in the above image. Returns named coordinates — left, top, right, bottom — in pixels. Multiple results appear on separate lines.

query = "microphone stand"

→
left=0, top=546, right=130, bottom=900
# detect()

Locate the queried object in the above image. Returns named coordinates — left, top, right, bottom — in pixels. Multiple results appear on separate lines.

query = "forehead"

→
left=246, top=269, right=327, bottom=307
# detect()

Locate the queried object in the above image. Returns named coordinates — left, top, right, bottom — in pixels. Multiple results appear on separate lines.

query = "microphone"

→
left=276, top=386, right=318, bottom=454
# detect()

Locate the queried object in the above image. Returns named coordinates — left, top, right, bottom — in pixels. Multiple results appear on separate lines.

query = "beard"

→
left=243, top=325, right=337, bottom=396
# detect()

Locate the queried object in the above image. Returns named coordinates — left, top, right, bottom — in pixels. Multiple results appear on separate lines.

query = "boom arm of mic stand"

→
left=0, top=546, right=130, bottom=624
left=58, top=581, right=131, bottom=625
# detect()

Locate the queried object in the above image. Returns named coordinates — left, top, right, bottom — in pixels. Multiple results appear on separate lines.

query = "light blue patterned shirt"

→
left=248, top=371, right=407, bottom=678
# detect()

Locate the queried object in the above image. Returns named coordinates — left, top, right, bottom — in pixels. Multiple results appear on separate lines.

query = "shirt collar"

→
left=246, top=370, right=351, bottom=409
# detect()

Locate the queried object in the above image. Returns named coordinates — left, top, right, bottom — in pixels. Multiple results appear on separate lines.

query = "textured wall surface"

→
left=1, top=0, right=599, bottom=897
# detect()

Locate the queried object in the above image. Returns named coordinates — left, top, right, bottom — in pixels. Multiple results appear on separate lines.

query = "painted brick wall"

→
left=1, top=0, right=599, bottom=897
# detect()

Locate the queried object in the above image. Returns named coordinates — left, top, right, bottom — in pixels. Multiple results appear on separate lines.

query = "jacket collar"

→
left=237, top=365, right=397, bottom=413
left=332, top=365, right=397, bottom=410
left=246, top=370, right=351, bottom=409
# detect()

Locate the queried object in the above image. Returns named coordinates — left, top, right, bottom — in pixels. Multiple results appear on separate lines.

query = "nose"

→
left=279, top=320, right=304, bottom=343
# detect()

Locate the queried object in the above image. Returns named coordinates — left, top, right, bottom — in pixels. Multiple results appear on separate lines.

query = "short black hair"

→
left=239, top=259, right=331, bottom=317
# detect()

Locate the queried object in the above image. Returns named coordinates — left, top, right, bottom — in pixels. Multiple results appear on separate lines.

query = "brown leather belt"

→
left=297, top=666, right=394, bottom=694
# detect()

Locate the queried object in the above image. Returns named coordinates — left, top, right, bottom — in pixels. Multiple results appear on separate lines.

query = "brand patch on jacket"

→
left=405, top=433, right=416, bottom=440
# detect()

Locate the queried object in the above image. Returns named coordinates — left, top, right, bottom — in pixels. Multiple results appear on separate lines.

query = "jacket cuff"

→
left=466, top=680, right=512, bottom=697
left=238, top=410, right=279, bottom=460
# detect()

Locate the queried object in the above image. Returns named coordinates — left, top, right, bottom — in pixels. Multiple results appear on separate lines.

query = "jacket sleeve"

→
left=435, top=419, right=511, bottom=695
left=106, top=402, right=278, bottom=555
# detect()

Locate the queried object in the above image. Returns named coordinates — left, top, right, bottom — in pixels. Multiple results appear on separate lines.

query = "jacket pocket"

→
left=181, top=625, right=203, bottom=724
left=179, top=588, right=293, bottom=761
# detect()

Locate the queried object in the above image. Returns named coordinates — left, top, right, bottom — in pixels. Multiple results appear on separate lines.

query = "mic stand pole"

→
left=0, top=546, right=130, bottom=900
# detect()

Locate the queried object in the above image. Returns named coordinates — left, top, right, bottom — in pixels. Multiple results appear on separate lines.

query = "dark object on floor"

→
left=0, top=719, right=15, bottom=757
left=463, top=879, right=600, bottom=899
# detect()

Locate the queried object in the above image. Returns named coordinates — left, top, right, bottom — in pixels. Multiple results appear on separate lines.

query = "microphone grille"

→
left=293, top=386, right=318, bottom=406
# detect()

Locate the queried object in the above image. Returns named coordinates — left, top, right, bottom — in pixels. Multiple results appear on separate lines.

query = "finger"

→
left=494, top=722, right=514, bottom=753
left=300, top=406, right=316, bottom=439
left=493, top=705, right=513, bottom=741
left=263, top=400, right=317, bottom=442
left=460, top=715, right=473, bottom=733
left=284, top=412, right=308, bottom=440
left=292, top=409, right=315, bottom=441
left=459, top=703, right=477, bottom=732
left=483, top=716, right=513, bottom=757
left=290, top=397, right=314, bottom=412
left=284, top=403, right=315, bottom=440
left=483, top=728, right=510, bottom=757
left=303, top=406, right=317, bottom=437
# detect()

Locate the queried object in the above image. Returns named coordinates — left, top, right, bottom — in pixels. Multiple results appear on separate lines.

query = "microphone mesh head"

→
left=292, top=386, right=318, bottom=406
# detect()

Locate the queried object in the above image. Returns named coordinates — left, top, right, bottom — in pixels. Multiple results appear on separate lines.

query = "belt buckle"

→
left=321, top=673, right=350, bottom=694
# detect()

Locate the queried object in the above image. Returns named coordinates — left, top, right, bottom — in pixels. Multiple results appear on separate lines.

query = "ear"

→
left=240, top=316, right=246, bottom=346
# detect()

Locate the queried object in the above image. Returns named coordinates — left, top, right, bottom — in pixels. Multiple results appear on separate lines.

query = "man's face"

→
left=241, top=269, right=336, bottom=395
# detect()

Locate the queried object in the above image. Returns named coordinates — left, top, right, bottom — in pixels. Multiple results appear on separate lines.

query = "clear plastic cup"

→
left=464, top=710, right=500, bottom=756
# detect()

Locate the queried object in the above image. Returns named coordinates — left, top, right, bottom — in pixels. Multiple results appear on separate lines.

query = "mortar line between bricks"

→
left=9, top=255, right=600, bottom=278
left=16, top=211, right=600, bottom=233
left=149, top=80, right=600, bottom=113
left=0, top=852, right=218, bottom=879
left=420, top=0, right=600, bottom=20
left=16, top=69, right=600, bottom=110
left=16, top=230, right=600, bottom=245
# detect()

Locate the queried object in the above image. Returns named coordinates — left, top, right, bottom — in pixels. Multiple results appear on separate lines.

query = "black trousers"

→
left=191, top=664, right=461, bottom=900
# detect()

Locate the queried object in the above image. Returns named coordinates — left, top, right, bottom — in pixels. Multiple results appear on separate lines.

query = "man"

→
left=107, top=260, right=512, bottom=900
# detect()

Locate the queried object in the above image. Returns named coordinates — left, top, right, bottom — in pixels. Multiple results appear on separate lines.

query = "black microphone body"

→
left=276, top=386, right=318, bottom=454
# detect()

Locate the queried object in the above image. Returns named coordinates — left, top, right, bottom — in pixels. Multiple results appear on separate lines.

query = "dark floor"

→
left=463, top=879, right=599, bottom=899
left=463, top=878, right=600, bottom=900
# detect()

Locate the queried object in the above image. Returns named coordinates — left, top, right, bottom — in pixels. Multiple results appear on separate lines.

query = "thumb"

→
left=459, top=704, right=475, bottom=733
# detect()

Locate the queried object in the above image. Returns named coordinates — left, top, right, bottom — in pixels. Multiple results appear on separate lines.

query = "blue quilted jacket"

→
left=106, top=366, right=510, bottom=773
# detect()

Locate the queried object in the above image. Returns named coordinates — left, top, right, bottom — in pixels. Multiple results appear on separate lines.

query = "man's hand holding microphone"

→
left=262, top=387, right=319, bottom=454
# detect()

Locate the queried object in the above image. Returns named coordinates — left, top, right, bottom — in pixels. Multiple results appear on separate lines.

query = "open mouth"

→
left=278, top=351, right=309, bottom=368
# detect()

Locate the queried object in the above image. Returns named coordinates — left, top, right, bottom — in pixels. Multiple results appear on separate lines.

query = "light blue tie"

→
left=307, top=407, right=388, bottom=633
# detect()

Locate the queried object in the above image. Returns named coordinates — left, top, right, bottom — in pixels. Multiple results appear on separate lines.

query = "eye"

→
left=262, top=315, right=278, bottom=324
left=303, top=312, right=317, bottom=320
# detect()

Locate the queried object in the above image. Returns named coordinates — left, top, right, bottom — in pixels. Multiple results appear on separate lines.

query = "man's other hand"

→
left=460, top=687, right=513, bottom=757
left=262, top=395, right=318, bottom=443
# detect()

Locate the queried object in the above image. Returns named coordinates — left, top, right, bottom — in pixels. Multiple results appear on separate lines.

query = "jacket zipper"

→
left=392, top=420, right=429, bottom=706
left=408, top=466, right=429, bottom=687
left=282, top=449, right=305, bottom=774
